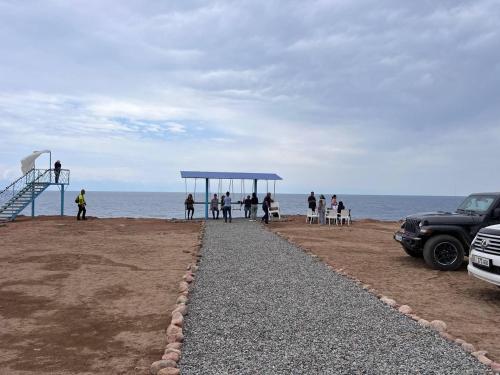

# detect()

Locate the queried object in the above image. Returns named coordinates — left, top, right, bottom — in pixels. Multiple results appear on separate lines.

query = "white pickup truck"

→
left=468, top=224, right=500, bottom=287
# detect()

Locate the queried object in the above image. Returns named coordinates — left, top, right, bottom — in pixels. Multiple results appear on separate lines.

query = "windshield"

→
left=457, top=195, right=496, bottom=214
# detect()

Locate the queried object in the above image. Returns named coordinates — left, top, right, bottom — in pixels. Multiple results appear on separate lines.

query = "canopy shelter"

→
left=180, top=171, right=283, bottom=219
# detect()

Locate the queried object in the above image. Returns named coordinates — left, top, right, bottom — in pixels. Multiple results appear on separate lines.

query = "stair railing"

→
left=0, top=169, right=36, bottom=208
left=1, top=168, right=71, bottom=207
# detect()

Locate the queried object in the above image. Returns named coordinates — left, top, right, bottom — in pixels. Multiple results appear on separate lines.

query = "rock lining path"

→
left=180, top=220, right=488, bottom=374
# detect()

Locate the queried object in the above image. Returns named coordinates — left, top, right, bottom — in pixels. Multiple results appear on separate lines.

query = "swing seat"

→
left=269, top=201, right=281, bottom=220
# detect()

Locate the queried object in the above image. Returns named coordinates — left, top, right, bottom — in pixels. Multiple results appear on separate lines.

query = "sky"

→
left=1, top=0, right=500, bottom=195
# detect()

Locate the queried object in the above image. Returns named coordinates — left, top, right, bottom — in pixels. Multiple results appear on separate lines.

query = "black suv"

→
left=394, top=193, right=500, bottom=271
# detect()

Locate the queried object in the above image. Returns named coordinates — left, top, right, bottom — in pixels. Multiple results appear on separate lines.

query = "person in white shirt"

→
left=222, top=191, right=232, bottom=223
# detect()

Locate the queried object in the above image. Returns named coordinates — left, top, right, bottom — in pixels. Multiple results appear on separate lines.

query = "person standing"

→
left=210, top=194, right=220, bottom=220
left=77, top=189, right=86, bottom=220
left=244, top=195, right=252, bottom=219
left=308, top=192, right=316, bottom=212
left=54, top=160, right=61, bottom=183
left=185, top=194, right=194, bottom=220
left=250, top=192, right=259, bottom=221
left=222, top=191, right=232, bottom=223
left=318, top=194, right=326, bottom=225
left=261, top=192, right=272, bottom=224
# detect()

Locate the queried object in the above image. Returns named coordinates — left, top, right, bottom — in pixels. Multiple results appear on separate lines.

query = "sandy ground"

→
left=0, top=216, right=201, bottom=375
left=268, top=216, right=500, bottom=361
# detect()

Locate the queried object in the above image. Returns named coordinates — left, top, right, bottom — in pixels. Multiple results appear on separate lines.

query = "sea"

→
left=21, top=191, right=465, bottom=221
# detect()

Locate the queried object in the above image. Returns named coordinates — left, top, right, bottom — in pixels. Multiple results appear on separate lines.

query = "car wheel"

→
left=423, top=234, right=464, bottom=271
left=402, top=245, right=423, bottom=258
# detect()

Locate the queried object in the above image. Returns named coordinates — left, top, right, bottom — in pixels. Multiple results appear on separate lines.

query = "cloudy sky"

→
left=1, top=0, right=499, bottom=195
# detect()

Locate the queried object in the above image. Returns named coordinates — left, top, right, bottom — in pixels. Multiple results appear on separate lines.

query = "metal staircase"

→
left=0, top=168, right=70, bottom=223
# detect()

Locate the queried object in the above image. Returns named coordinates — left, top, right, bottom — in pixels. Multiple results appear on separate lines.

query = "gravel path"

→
left=180, top=220, right=488, bottom=374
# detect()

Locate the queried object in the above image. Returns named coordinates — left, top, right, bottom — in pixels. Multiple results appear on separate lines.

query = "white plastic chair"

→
left=326, top=208, right=338, bottom=226
left=339, top=209, right=351, bottom=226
left=306, top=208, right=318, bottom=224
left=269, top=201, right=281, bottom=220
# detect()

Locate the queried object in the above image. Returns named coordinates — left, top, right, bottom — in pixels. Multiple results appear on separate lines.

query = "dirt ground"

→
left=269, top=216, right=500, bottom=361
left=0, top=216, right=201, bottom=375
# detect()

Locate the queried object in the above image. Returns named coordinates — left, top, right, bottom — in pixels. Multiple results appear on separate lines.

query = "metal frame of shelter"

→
left=180, top=171, right=283, bottom=219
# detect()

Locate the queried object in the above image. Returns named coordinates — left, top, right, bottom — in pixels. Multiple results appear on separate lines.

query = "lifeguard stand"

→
left=0, top=151, right=70, bottom=222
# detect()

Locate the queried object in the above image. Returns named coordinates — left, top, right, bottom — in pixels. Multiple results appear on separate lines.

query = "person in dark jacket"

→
left=185, top=194, right=194, bottom=220
left=337, top=200, right=345, bottom=214
left=250, top=192, right=259, bottom=221
left=244, top=195, right=252, bottom=218
left=308, top=192, right=316, bottom=212
left=54, top=160, right=61, bottom=183
left=261, top=192, right=272, bottom=224
left=337, top=200, right=346, bottom=224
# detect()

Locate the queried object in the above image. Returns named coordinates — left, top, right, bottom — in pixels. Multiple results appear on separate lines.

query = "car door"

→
left=485, top=198, right=500, bottom=227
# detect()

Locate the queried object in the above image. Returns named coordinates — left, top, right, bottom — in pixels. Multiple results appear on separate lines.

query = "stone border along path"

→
left=149, top=222, right=205, bottom=375
left=175, top=220, right=491, bottom=374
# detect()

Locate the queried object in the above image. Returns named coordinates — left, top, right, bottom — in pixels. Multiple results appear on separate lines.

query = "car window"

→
left=457, top=195, right=496, bottom=213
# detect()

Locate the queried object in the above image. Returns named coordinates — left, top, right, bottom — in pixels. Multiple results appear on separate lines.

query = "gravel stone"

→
left=180, top=220, right=490, bottom=374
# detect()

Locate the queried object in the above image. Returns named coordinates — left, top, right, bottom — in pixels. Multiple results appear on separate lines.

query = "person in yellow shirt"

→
left=77, top=189, right=86, bottom=220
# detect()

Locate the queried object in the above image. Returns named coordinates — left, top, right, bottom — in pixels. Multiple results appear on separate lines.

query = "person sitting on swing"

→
left=211, top=193, right=220, bottom=220
left=185, top=193, right=194, bottom=220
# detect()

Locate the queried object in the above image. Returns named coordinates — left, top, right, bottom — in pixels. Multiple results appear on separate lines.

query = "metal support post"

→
left=205, top=178, right=209, bottom=220
left=31, top=182, right=35, bottom=217
left=253, top=179, right=258, bottom=195
left=49, top=151, right=52, bottom=183
left=60, top=184, right=65, bottom=216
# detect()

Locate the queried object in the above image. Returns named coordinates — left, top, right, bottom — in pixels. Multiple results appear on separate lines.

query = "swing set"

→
left=180, top=171, right=282, bottom=219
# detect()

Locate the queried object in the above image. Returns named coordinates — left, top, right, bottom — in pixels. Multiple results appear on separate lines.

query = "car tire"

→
left=402, top=245, right=423, bottom=258
left=423, top=234, right=464, bottom=271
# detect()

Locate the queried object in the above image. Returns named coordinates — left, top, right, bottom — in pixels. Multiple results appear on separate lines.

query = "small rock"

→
left=184, top=274, right=194, bottom=283
left=166, top=325, right=183, bottom=343
left=380, top=297, right=397, bottom=307
left=162, top=351, right=180, bottom=362
left=472, top=350, right=488, bottom=358
left=455, top=338, right=466, bottom=345
left=409, top=314, right=420, bottom=321
left=362, top=284, right=370, bottom=290
left=172, top=312, right=183, bottom=327
left=173, top=304, right=187, bottom=316
left=439, top=331, right=454, bottom=341
left=462, top=342, right=475, bottom=353
left=166, top=324, right=182, bottom=336
left=398, top=305, right=412, bottom=314
left=179, top=290, right=188, bottom=297
left=490, top=362, right=500, bottom=373
left=418, top=319, right=430, bottom=327
left=478, top=355, right=492, bottom=366
left=368, top=289, right=376, bottom=294
left=164, top=348, right=181, bottom=356
left=178, top=282, right=189, bottom=293
left=166, top=342, right=182, bottom=351
left=429, top=320, right=447, bottom=332
left=186, top=264, right=192, bottom=270
left=150, top=359, right=177, bottom=374
left=158, top=368, right=180, bottom=375
left=176, top=295, right=187, bottom=305
left=191, top=265, right=199, bottom=272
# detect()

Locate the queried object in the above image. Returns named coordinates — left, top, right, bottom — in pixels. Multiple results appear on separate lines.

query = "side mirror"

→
left=493, top=208, right=500, bottom=219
